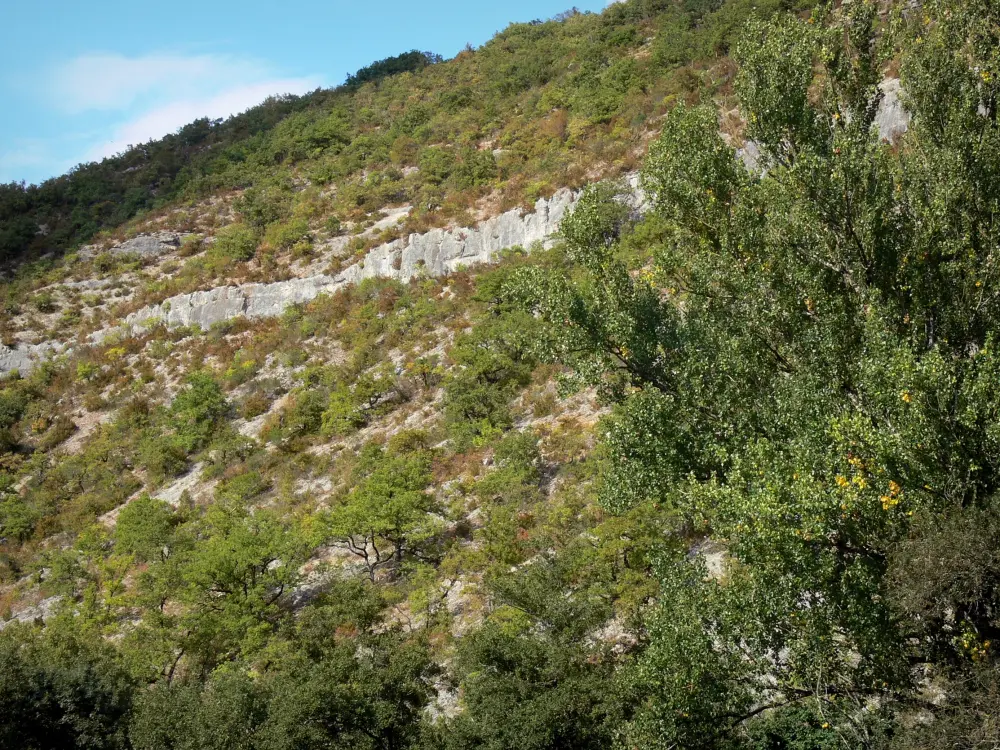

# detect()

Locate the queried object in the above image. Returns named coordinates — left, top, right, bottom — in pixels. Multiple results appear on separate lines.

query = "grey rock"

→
left=0, top=341, right=63, bottom=376
left=875, top=77, right=911, bottom=144
left=81, top=231, right=188, bottom=258
left=115, top=188, right=582, bottom=339
left=737, top=140, right=763, bottom=173
left=0, top=595, right=63, bottom=629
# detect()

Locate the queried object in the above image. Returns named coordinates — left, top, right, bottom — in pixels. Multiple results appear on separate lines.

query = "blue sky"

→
left=0, top=0, right=609, bottom=186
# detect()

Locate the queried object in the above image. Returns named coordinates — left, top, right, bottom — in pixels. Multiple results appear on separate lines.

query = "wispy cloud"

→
left=5, top=52, right=322, bottom=181
left=49, top=53, right=279, bottom=112
left=82, top=76, right=320, bottom=161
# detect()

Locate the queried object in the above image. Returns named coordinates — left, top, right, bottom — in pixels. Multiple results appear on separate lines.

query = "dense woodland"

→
left=3, top=0, right=1000, bottom=747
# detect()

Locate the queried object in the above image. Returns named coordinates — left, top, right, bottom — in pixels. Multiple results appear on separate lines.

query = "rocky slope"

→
left=0, top=79, right=911, bottom=376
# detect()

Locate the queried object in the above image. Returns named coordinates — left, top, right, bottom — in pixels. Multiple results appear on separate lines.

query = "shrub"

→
left=215, top=470, right=270, bottom=505
left=170, top=372, right=229, bottom=452
left=240, top=392, right=271, bottom=420
left=232, top=186, right=289, bottom=229
left=418, top=147, right=455, bottom=185
left=210, top=223, right=258, bottom=262
left=324, top=215, right=343, bottom=235
left=114, top=495, right=175, bottom=561
left=263, top=218, right=309, bottom=251
left=31, top=292, right=57, bottom=313
left=137, top=434, right=190, bottom=482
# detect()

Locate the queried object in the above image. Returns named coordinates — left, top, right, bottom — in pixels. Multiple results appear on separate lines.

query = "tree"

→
left=131, top=585, right=434, bottom=750
left=507, top=0, right=1000, bottom=745
left=442, top=314, right=536, bottom=447
left=437, top=555, right=624, bottom=750
left=170, top=372, right=229, bottom=453
left=326, top=442, right=437, bottom=581
left=114, top=495, right=176, bottom=562
left=0, top=622, right=135, bottom=750
left=177, top=501, right=309, bottom=669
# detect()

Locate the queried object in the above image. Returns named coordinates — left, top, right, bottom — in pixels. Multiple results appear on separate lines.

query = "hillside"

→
left=3, top=0, right=1000, bottom=748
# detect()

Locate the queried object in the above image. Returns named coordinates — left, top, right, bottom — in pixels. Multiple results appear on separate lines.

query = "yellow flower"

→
left=888, top=480, right=902, bottom=496
left=881, top=495, right=901, bottom=511
left=901, top=390, right=912, bottom=403
left=835, top=475, right=849, bottom=488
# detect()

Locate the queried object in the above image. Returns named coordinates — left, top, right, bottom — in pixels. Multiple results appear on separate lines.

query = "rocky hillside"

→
left=4, top=1, right=1000, bottom=749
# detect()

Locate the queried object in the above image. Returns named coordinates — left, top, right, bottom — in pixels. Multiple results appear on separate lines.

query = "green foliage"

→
left=418, top=146, right=455, bottom=186
left=0, top=623, right=135, bottom=750
left=210, top=222, right=259, bottom=262
left=344, top=49, right=442, bottom=91
left=170, top=372, right=228, bottom=453
left=0, top=494, right=37, bottom=543
left=320, top=368, right=401, bottom=437
left=438, top=555, right=623, bottom=750
left=113, top=495, right=175, bottom=562
left=16, top=2, right=1000, bottom=748
left=130, top=628, right=433, bottom=750
left=326, top=441, right=437, bottom=580
left=442, top=314, right=536, bottom=447
left=501, top=1, right=1000, bottom=745
left=233, top=185, right=290, bottom=229
left=452, top=148, right=498, bottom=189
left=176, top=501, right=309, bottom=667
left=263, top=217, right=309, bottom=250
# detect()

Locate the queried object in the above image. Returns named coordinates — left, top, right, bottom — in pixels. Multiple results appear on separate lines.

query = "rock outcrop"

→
left=875, top=77, right=911, bottom=144
left=0, top=341, right=63, bottom=376
left=116, top=188, right=578, bottom=336
left=1, top=82, right=913, bottom=376
left=80, top=231, right=190, bottom=258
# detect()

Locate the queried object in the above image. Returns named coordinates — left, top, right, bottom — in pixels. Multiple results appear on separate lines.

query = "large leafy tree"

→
left=509, top=0, right=1000, bottom=746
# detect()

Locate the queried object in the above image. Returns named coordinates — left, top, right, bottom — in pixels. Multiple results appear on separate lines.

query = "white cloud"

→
left=49, top=53, right=274, bottom=113
left=20, top=51, right=324, bottom=171
left=83, top=77, right=320, bottom=161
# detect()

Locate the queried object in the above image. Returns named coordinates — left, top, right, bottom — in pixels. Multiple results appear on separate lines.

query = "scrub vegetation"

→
left=3, top=1, right=1000, bottom=748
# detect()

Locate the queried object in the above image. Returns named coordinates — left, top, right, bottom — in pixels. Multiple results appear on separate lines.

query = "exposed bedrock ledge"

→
left=2, top=82, right=912, bottom=375
left=112, top=186, right=580, bottom=337
left=0, top=342, right=60, bottom=376
left=2, top=188, right=583, bottom=373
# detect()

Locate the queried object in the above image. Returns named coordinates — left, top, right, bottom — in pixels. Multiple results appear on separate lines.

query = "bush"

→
left=114, top=495, right=175, bottom=561
left=418, top=147, right=455, bottom=185
left=0, top=625, right=136, bottom=750
left=210, top=223, right=258, bottom=262
left=137, top=434, right=190, bottom=482
left=232, top=186, right=289, bottom=229
left=263, top=218, right=309, bottom=251
left=170, top=372, right=229, bottom=452
left=31, top=292, right=57, bottom=313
